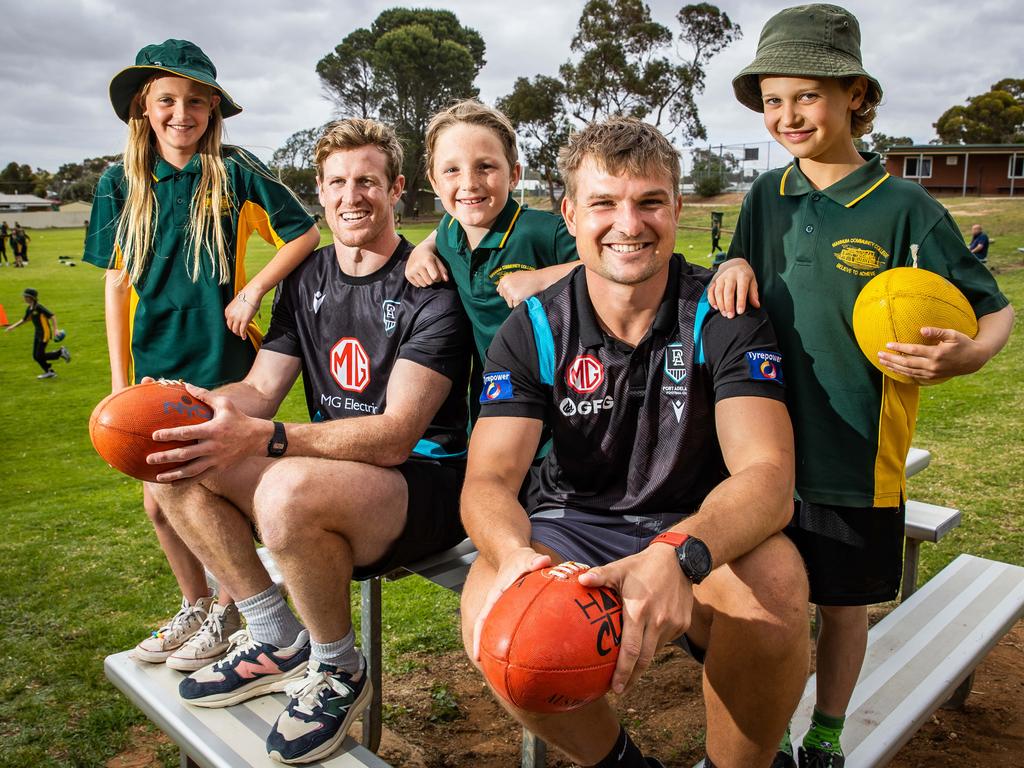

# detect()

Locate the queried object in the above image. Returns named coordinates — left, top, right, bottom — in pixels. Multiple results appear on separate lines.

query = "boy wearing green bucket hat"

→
left=85, top=39, right=320, bottom=674
left=713, top=5, right=1014, bottom=767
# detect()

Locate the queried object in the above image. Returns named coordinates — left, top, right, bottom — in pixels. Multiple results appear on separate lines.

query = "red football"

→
left=480, top=561, right=623, bottom=713
left=89, top=381, right=213, bottom=482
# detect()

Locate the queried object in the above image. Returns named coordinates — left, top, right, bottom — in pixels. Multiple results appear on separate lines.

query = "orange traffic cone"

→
left=0, top=304, right=7, bottom=326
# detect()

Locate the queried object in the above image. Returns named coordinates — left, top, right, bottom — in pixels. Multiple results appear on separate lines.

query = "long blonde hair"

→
left=116, top=77, right=233, bottom=285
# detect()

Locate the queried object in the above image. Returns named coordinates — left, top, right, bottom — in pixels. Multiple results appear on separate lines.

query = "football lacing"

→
left=547, top=561, right=590, bottom=580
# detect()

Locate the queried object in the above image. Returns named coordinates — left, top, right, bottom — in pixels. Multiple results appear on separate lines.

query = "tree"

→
left=0, top=162, right=37, bottom=195
left=54, top=156, right=119, bottom=202
left=559, top=1, right=740, bottom=143
left=271, top=126, right=327, bottom=204
left=316, top=9, right=486, bottom=197
left=934, top=79, right=1024, bottom=144
left=867, top=133, right=913, bottom=159
left=690, top=148, right=738, bottom=197
left=497, top=76, right=572, bottom=209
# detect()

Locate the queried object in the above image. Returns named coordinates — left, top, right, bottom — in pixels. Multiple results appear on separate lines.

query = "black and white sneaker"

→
left=266, top=659, right=372, bottom=764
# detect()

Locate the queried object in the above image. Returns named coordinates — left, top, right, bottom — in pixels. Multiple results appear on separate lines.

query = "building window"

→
left=1010, top=154, right=1024, bottom=179
left=904, top=156, right=933, bottom=178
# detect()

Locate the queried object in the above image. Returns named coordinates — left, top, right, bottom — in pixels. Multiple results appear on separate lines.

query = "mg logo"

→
left=566, top=354, right=604, bottom=394
left=330, top=337, right=370, bottom=393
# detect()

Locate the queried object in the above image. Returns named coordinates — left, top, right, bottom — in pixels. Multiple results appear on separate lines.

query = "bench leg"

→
left=942, top=670, right=975, bottom=710
left=360, top=578, right=383, bottom=752
left=181, top=750, right=199, bottom=768
left=521, top=727, right=546, bottom=768
left=901, top=539, right=921, bottom=601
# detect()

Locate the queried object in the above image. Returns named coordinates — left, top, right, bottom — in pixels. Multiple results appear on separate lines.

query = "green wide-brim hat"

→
left=109, top=39, right=242, bottom=123
left=732, top=3, right=882, bottom=113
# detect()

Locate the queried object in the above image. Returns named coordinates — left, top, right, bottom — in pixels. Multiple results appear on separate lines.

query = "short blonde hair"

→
left=425, top=99, right=518, bottom=179
left=314, top=119, right=404, bottom=185
left=558, top=117, right=680, bottom=201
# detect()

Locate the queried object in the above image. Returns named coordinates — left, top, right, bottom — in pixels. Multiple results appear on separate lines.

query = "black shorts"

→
left=352, top=458, right=467, bottom=580
left=528, top=506, right=706, bottom=662
left=785, top=500, right=905, bottom=606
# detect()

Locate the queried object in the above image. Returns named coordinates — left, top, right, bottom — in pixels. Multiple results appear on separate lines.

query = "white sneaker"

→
left=134, top=595, right=215, bottom=663
left=167, top=602, right=242, bottom=672
left=37, top=370, right=56, bottom=379
left=59, top=346, right=70, bottom=362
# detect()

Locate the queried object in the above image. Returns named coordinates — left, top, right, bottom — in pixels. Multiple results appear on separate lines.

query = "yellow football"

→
left=852, top=267, right=978, bottom=384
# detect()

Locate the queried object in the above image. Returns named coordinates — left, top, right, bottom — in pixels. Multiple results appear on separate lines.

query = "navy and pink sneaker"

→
left=179, top=627, right=310, bottom=708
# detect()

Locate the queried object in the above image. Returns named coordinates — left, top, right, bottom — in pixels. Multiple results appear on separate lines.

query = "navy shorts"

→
left=528, top=506, right=705, bottom=662
left=785, top=500, right=905, bottom=606
left=354, top=458, right=466, bottom=580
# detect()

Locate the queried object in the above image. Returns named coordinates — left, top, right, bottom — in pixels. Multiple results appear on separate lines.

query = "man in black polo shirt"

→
left=147, top=118, right=471, bottom=765
left=461, top=118, right=809, bottom=768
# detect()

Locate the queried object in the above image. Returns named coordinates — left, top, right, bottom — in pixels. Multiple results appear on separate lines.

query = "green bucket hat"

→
left=732, top=4, right=882, bottom=112
left=108, top=39, right=242, bottom=123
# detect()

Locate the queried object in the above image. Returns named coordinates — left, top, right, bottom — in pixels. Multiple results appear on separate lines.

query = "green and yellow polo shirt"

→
left=723, top=153, right=1008, bottom=508
left=24, top=302, right=54, bottom=342
left=83, top=146, right=314, bottom=388
left=436, top=197, right=578, bottom=361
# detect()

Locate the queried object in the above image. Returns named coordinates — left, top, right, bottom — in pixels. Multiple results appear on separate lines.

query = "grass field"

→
left=0, top=204, right=1020, bottom=766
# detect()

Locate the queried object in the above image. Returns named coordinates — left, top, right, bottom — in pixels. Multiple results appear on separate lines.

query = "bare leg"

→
left=252, top=457, right=407, bottom=643
left=814, top=604, right=868, bottom=717
left=143, top=484, right=211, bottom=605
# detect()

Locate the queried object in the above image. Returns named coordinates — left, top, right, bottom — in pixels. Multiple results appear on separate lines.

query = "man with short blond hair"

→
left=459, top=117, right=809, bottom=768
left=147, top=118, right=471, bottom=764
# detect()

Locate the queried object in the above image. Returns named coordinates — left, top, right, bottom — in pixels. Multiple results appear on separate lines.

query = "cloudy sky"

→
left=2, top=0, right=1021, bottom=175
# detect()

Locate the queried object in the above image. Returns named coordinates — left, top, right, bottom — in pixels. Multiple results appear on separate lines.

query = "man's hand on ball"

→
left=579, top=546, right=692, bottom=694
left=147, top=382, right=267, bottom=482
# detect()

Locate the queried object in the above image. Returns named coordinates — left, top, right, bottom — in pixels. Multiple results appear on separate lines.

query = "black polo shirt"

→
left=262, top=238, right=472, bottom=462
left=479, top=254, right=785, bottom=518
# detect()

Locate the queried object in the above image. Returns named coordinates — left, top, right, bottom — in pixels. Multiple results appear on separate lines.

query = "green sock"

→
left=778, top=727, right=794, bottom=757
left=803, top=708, right=845, bottom=755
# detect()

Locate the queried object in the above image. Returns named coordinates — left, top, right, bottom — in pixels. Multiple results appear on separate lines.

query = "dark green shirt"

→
left=83, top=147, right=314, bottom=388
left=724, top=153, right=1009, bottom=507
left=24, top=302, right=54, bottom=342
left=435, top=198, right=578, bottom=361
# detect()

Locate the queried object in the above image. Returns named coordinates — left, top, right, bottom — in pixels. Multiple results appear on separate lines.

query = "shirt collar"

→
left=450, top=197, right=522, bottom=251
left=780, top=152, right=890, bottom=208
left=152, top=153, right=201, bottom=181
left=575, top=254, right=682, bottom=349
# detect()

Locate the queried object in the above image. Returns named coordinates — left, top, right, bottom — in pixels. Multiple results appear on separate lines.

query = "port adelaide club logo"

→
left=330, top=337, right=370, bottom=393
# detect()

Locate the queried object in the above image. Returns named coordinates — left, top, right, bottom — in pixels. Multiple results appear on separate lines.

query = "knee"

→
left=252, top=464, right=320, bottom=552
left=144, top=483, right=173, bottom=525
left=730, top=536, right=810, bottom=650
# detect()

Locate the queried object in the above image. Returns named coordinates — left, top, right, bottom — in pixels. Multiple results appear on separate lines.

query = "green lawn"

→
left=0, top=204, right=1020, bottom=766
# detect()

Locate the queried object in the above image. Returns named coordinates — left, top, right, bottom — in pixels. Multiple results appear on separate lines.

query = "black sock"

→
left=592, top=727, right=646, bottom=768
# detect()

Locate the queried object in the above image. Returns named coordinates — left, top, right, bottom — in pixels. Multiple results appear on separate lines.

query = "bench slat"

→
left=904, top=500, right=961, bottom=543
left=104, top=652, right=389, bottom=768
left=793, top=555, right=1024, bottom=767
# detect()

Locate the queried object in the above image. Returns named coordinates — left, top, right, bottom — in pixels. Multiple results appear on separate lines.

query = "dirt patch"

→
left=105, top=724, right=172, bottom=768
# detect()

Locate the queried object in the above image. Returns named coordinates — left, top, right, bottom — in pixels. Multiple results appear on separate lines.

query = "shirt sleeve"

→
left=233, top=149, right=315, bottom=247
left=82, top=167, right=125, bottom=269
left=916, top=213, right=1009, bottom=318
left=700, top=306, right=786, bottom=403
left=260, top=275, right=302, bottom=358
left=397, top=284, right=473, bottom=382
left=477, top=304, right=548, bottom=420
left=39, top=305, right=53, bottom=319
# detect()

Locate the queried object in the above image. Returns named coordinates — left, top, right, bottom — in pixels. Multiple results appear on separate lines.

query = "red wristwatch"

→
left=651, top=531, right=689, bottom=549
left=650, top=532, right=713, bottom=584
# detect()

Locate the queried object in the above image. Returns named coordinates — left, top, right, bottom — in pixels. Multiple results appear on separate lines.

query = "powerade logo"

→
left=746, top=350, right=784, bottom=384
left=163, top=395, right=212, bottom=421
left=480, top=371, right=514, bottom=402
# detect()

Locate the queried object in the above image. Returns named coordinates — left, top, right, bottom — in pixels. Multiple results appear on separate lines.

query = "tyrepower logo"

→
left=566, top=354, right=604, bottom=394
left=330, top=337, right=370, bottom=393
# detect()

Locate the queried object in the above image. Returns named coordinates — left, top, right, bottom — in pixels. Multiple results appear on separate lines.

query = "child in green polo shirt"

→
left=406, top=100, right=578, bottom=369
left=84, top=39, right=320, bottom=673
left=713, top=6, right=1014, bottom=767
left=4, top=288, right=71, bottom=379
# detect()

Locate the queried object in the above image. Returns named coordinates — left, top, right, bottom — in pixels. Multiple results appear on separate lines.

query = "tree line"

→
left=5, top=3, right=1022, bottom=206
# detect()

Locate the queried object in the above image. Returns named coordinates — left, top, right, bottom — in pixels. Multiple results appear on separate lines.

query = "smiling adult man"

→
left=146, top=118, right=471, bottom=764
left=459, top=117, right=809, bottom=768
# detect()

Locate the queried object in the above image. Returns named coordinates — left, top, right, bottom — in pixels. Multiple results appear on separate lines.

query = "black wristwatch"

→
left=650, top=532, right=713, bottom=585
left=267, top=421, right=288, bottom=457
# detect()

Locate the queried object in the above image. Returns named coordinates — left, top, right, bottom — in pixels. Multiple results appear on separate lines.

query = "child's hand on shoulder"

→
left=496, top=270, right=545, bottom=308
left=406, top=241, right=448, bottom=287
left=877, top=327, right=988, bottom=385
left=709, top=258, right=760, bottom=318
left=225, top=290, right=260, bottom=340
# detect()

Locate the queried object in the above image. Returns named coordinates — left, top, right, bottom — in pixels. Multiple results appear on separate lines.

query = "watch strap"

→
left=267, top=421, right=287, bottom=457
left=650, top=531, right=689, bottom=549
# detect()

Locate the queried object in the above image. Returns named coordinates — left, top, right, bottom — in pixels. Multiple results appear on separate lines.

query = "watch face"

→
left=681, top=538, right=712, bottom=582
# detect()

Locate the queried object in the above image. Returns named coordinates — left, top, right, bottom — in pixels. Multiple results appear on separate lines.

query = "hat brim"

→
left=109, top=65, right=242, bottom=123
left=732, top=42, right=882, bottom=112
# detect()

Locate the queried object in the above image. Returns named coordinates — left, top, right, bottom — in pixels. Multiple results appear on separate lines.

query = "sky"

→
left=2, top=0, right=1022, bottom=176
